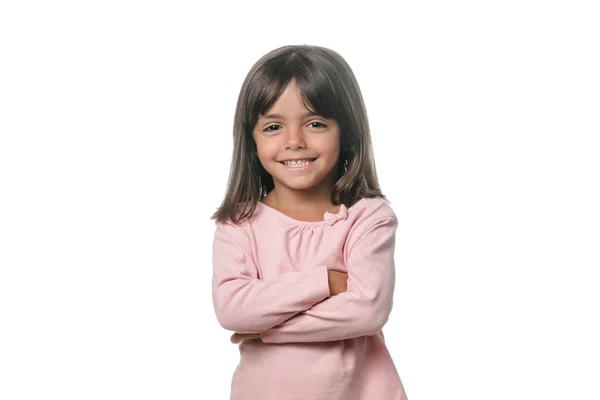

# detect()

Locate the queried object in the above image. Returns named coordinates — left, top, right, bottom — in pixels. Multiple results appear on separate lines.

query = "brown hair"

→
left=211, top=45, right=385, bottom=224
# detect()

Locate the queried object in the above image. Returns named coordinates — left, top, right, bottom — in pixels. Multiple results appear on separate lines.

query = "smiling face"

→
left=252, top=80, right=341, bottom=196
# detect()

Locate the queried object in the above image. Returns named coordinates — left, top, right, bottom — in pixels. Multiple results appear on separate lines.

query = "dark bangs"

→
left=243, top=53, right=341, bottom=135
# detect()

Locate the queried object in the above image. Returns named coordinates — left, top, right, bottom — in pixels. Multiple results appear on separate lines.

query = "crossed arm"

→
left=212, top=216, right=397, bottom=344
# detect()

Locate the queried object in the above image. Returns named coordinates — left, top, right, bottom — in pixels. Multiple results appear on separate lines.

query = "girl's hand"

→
left=328, top=270, right=349, bottom=295
left=231, top=332, right=262, bottom=344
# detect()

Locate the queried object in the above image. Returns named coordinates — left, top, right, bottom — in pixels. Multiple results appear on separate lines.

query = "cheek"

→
left=255, top=144, right=282, bottom=168
left=256, top=142, right=278, bottom=160
left=253, top=134, right=271, bottom=156
left=319, top=135, right=341, bottom=159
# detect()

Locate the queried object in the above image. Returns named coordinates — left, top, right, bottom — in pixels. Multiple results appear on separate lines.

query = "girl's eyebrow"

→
left=259, top=111, right=320, bottom=120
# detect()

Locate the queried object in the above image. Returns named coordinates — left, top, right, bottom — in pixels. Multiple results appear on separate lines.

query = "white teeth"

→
left=284, top=159, right=313, bottom=167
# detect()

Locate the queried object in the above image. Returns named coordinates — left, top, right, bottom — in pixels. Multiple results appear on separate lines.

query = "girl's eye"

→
left=308, top=121, right=326, bottom=128
left=264, top=124, right=281, bottom=132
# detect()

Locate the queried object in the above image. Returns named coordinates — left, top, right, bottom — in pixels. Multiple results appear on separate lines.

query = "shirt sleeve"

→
left=212, top=221, right=331, bottom=333
left=260, top=216, right=397, bottom=343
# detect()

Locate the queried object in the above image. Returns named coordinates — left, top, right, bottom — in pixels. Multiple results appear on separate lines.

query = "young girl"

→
left=211, top=44, right=408, bottom=400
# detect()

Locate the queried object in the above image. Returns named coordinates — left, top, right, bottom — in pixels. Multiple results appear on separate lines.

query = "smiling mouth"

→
left=279, top=158, right=316, bottom=167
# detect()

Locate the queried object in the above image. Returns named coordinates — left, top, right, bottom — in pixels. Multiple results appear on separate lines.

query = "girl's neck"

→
left=262, top=186, right=341, bottom=222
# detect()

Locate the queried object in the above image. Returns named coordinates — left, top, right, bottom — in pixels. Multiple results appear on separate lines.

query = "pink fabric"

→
left=212, top=197, right=408, bottom=400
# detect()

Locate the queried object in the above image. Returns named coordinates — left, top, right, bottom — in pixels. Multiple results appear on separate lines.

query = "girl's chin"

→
left=271, top=176, right=319, bottom=191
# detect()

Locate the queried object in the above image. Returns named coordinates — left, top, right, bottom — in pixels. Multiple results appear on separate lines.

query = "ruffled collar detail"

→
left=324, top=204, right=348, bottom=226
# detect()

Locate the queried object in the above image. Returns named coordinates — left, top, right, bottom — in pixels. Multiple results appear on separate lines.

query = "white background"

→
left=1, top=1, right=599, bottom=399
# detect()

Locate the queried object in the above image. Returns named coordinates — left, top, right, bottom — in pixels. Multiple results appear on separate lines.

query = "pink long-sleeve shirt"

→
left=212, top=196, right=408, bottom=400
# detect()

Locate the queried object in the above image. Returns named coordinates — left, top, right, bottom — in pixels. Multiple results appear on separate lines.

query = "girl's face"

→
left=252, top=80, right=341, bottom=195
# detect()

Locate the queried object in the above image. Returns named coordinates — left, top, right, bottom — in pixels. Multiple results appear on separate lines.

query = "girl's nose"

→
left=284, top=127, right=306, bottom=150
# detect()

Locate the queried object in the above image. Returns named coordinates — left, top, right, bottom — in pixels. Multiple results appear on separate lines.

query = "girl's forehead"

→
left=258, top=82, right=320, bottom=117
left=257, top=109, right=320, bottom=121
left=250, top=75, right=339, bottom=125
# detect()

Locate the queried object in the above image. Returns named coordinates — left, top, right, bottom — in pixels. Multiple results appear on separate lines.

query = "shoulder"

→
left=344, top=196, right=397, bottom=247
left=350, top=196, right=397, bottom=224
left=214, top=208, right=254, bottom=246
